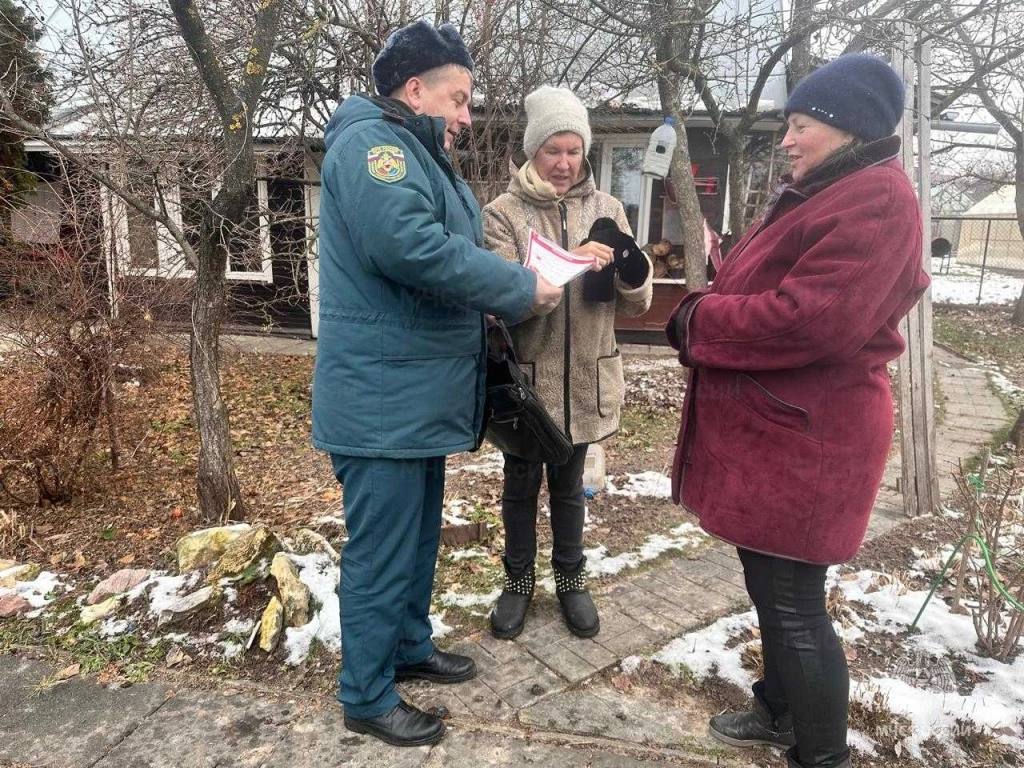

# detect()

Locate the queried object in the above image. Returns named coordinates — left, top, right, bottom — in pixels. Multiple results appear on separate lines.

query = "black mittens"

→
left=582, top=218, right=650, bottom=303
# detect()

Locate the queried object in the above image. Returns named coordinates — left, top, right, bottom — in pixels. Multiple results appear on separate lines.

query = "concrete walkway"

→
left=0, top=344, right=1009, bottom=768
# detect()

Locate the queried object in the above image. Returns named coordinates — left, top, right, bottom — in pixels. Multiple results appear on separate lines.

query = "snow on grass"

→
left=430, top=612, right=454, bottom=639
left=443, top=499, right=473, bottom=526
left=452, top=451, right=505, bottom=476
left=143, top=573, right=199, bottom=618
left=98, top=618, right=131, bottom=638
left=985, top=370, right=1024, bottom=407
left=224, top=617, right=256, bottom=635
left=647, top=566, right=1024, bottom=759
left=439, top=588, right=502, bottom=609
left=448, top=547, right=489, bottom=561
left=606, top=471, right=672, bottom=499
left=585, top=523, right=708, bottom=578
left=932, top=262, right=1023, bottom=306
left=1, top=571, right=67, bottom=612
left=283, top=552, right=340, bottom=666
left=653, top=609, right=759, bottom=690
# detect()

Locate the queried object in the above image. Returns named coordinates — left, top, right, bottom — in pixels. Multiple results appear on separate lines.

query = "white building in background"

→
left=954, top=186, right=1024, bottom=273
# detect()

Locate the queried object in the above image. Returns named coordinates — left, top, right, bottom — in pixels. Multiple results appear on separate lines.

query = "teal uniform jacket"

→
left=312, top=95, right=537, bottom=458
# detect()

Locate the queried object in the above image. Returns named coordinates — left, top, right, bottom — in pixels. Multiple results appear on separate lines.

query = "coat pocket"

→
left=596, top=351, right=623, bottom=419
left=732, top=374, right=811, bottom=435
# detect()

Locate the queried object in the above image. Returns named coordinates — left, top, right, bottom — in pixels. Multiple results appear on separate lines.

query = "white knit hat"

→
left=522, top=86, right=592, bottom=159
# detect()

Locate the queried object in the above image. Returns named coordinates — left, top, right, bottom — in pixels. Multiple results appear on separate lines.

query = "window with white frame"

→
left=598, top=138, right=652, bottom=246
left=222, top=178, right=273, bottom=283
left=108, top=168, right=194, bottom=279
left=109, top=162, right=272, bottom=283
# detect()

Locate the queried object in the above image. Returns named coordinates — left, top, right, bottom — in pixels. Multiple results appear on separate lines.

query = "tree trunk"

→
left=656, top=79, right=707, bottom=289
left=725, top=132, right=751, bottom=239
left=1013, top=150, right=1024, bottom=325
left=1010, top=409, right=1024, bottom=449
left=190, top=223, right=245, bottom=523
left=788, top=0, right=818, bottom=86
left=1013, top=282, right=1024, bottom=325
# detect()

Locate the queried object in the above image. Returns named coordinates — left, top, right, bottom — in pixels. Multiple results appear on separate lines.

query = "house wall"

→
left=18, top=120, right=764, bottom=338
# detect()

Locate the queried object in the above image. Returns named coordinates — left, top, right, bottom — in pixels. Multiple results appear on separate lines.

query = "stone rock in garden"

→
left=206, top=526, right=282, bottom=585
left=259, top=596, right=284, bottom=652
left=80, top=596, right=121, bottom=625
left=0, top=594, right=31, bottom=618
left=157, top=585, right=219, bottom=627
left=165, top=645, right=192, bottom=668
left=176, top=524, right=252, bottom=573
left=0, top=558, right=16, bottom=572
left=0, top=562, right=41, bottom=589
left=269, top=553, right=311, bottom=628
left=290, top=528, right=339, bottom=560
left=87, top=568, right=150, bottom=605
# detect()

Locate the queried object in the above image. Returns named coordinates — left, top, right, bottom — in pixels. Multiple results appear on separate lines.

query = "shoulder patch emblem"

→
left=367, top=145, right=406, bottom=183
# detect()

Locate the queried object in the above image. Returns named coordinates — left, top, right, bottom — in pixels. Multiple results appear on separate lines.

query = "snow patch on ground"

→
left=653, top=609, right=759, bottom=689
left=224, top=618, right=256, bottom=635
left=932, top=262, right=1023, bottom=306
left=283, top=553, right=340, bottom=666
left=439, top=588, right=502, bottom=609
left=98, top=618, right=131, bottom=638
left=606, top=471, right=672, bottom=499
left=430, top=612, right=454, bottom=639
left=0, top=571, right=67, bottom=612
left=647, top=566, right=1024, bottom=759
left=451, top=451, right=505, bottom=476
left=585, top=523, right=707, bottom=577
left=443, top=499, right=473, bottom=526
left=448, top=547, right=489, bottom=561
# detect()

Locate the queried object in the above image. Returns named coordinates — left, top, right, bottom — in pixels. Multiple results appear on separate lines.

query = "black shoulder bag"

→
left=484, top=320, right=573, bottom=466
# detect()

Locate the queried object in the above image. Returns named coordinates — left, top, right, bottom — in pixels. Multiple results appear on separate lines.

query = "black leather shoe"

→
left=344, top=700, right=445, bottom=747
left=708, top=681, right=796, bottom=749
left=554, top=563, right=599, bottom=638
left=394, top=649, right=476, bottom=684
left=490, top=561, right=534, bottom=640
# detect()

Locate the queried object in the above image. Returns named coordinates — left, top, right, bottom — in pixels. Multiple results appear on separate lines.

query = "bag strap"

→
left=488, top=318, right=519, bottom=364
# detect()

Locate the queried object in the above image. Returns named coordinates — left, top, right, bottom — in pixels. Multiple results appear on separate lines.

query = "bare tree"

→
left=949, top=3, right=1024, bottom=326
left=1, top=0, right=285, bottom=522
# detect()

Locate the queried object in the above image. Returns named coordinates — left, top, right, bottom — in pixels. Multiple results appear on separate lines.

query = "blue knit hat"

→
left=372, top=20, right=475, bottom=97
left=784, top=54, right=905, bottom=142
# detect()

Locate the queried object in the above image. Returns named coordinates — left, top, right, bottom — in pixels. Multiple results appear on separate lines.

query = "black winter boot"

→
left=554, top=561, right=599, bottom=638
left=708, top=680, right=796, bottom=750
left=490, top=560, right=534, bottom=640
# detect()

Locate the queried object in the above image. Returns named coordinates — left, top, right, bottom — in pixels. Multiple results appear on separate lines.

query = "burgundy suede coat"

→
left=666, top=137, right=929, bottom=565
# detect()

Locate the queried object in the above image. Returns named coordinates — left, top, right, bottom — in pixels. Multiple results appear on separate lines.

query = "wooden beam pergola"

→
left=895, top=32, right=940, bottom=518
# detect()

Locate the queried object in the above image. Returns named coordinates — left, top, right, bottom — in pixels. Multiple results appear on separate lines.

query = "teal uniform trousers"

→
left=331, top=454, right=445, bottom=718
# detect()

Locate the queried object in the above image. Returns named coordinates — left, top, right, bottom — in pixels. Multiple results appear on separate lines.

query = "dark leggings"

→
left=501, top=444, right=589, bottom=574
left=738, top=548, right=851, bottom=768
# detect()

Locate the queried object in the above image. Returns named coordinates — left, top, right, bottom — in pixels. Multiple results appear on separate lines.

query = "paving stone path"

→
left=0, top=345, right=1009, bottom=768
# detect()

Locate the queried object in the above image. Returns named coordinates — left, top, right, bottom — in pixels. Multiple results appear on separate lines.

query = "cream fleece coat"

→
left=482, top=159, right=653, bottom=445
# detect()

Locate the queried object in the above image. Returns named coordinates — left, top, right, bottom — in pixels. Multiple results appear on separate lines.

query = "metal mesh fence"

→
left=931, top=216, right=1024, bottom=305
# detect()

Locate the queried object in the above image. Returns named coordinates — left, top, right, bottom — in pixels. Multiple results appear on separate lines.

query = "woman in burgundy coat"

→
left=666, top=55, right=930, bottom=768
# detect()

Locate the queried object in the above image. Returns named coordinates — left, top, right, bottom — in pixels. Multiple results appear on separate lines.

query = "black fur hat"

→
left=372, top=20, right=475, bottom=97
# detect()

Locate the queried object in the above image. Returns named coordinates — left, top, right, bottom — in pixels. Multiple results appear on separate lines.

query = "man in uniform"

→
left=312, top=20, right=562, bottom=747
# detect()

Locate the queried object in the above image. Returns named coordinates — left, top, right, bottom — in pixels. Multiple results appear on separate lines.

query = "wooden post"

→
left=895, top=34, right=939, bottom=517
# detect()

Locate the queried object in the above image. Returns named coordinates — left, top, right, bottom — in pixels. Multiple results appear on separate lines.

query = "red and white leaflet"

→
left=523, top=230, right=593, bottom=287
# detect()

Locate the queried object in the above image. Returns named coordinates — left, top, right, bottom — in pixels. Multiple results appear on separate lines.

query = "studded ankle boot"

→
left=490, top=560, right=534, bottom=640
left=554, top=561, right=599, bottom=638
